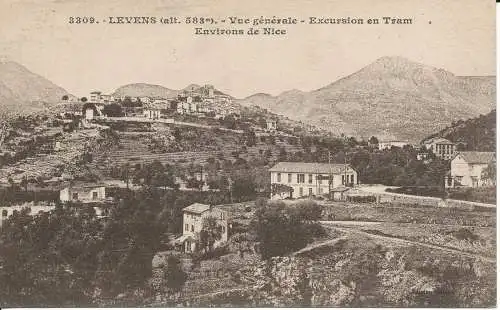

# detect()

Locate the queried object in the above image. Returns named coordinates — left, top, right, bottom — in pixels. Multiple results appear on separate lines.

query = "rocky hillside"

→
left=0, top=60, right=73, bottom=115
left=238, top=56, right=495, bottom=142
left=423, top=109, right=496, bottom=152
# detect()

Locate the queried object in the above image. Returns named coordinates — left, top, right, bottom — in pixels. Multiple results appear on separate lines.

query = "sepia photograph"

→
left=0, top=0, right=496, bottom=307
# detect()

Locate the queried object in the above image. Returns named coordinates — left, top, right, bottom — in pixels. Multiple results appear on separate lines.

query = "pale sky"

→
left=0, top=0, right=495, bottom=98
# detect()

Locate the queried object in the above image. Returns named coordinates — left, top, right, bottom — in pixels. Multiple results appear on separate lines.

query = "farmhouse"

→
left=60, top=183, right=107, bottom=203
left=266, top=119, right=277, bottom=131
left=269, top=162, right=358, bottom=199
left=151, top=97, right=168, bottom=105
left=82, top=102, right=103, bottom=120
left=174, top=203, right=228, bottom=253
left=89, top=91, right=114, bottom=104
left=139, top=96, right=152, bottom=104
left=423, top=137, right=456, bottom=160
left=445, top=151, right=495, bottom=188
left=143, top=108, right=162, bottom=119
left=378, top=141, right=409, bottom=150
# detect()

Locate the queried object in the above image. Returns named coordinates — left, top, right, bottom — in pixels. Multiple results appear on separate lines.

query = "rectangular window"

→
left=72, top=193, right=78, bottom=200
left=191, top=225, right=194, bottom=232
left=351, top=175, right=354, bottom=184
left=299, top=187, right=303, bottom=196
left=92, top=191, right=98, bottom=199
left=342, top=175, right=345, bottom=185
left=277, top=173, right=281, bottom=182
left=288, top=173, right=292, bottom=183
left=308, top=174, right=313, bottom=184
left=319, top=187, right=323, bottom=194
left=297, top=174, right=305, bottom=183
left=318, top=176, right=323, bottom=185
left=185, top=224, right=189, bottom=231
left=308, top=188, right=313, bottom=196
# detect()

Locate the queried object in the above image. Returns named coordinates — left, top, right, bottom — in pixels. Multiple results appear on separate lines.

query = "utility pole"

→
left=228, top=176, right=233, bottom=203
left=328, top=151, right=332, bottom=200
left=199, top=165, right=204, bottom=193
left=344, top=152, right=348, bottom=187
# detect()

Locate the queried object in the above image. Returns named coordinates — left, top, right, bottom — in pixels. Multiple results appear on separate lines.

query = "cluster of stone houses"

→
left=82, top=85, right=238, bottom=121
left=375, top=137, right=470, bottom=162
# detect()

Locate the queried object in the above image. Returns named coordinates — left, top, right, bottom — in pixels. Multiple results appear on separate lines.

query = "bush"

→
left=192, top=245, right=229, bottom=262
left=252, top=200, right=324, bottom=259
left=452, top=228, right=479, bottom=242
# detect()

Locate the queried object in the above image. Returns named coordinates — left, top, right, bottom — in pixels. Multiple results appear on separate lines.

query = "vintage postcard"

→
left=0, top=0, right=496, bottom=307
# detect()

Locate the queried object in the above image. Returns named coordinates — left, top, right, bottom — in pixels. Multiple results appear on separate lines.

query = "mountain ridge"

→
left=237, top=56, right=495, bottom=142
left=112, top=83, right=231, bottom=99
left=0, top=60, right=74, bottom=115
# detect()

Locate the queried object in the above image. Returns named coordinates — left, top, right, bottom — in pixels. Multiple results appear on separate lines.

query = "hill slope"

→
left=423, top=109, right=496, bottom=152
left=238, top=56, right=496, bottom=142
left=112, top=83, right=179, bottom=99
left=0, top=60, right=73, bottom=115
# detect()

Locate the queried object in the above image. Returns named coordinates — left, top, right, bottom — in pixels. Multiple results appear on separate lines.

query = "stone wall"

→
left=376, top=192, right=495, bottom=209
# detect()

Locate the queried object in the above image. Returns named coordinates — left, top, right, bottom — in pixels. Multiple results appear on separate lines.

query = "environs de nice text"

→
left=68, top=15, right=414, bottom=36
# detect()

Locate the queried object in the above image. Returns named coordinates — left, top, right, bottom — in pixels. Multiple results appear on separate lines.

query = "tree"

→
left=271, top=183, right=293, bottom=198
left=20, top=176, right=28, bottom=192
left=294, top=200, right=323, bottom=222
left=102, top=103, right=123, bottom=117
left=243, top=129, right=257, bottom=147
left=253, top=201, right=306, bottom=259
left=164, top=255, right=187, bottom=293
left=186, top=177, right=204, bottom=190
left=369, top=136, right=379, bottom=146
left=198, top=216, right=223, bottom=253
left=278, top=147, right=288, bottom=161
left=222, top=114, right=238, bottom=130
left=481, top=161, right=496, bottom=186
left=231, top=178, right=256, bottom=202
left=80, top=97, right=88, bottom=102
left=61, top=95, right=69, bottom=101
left=0, top=119, right=10, bottom=148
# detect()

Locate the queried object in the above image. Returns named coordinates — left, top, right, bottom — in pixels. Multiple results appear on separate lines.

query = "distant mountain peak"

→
left=374, top=55, right=416, bottom=64
left=238, top=57, right=495, bottom=141
left=0, top=60, right=73, bottom=114
left=245, top=92, right=273, bottom=98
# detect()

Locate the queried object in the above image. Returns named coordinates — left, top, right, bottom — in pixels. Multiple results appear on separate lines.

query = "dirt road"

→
left=322, top=222, right=495, bottom=263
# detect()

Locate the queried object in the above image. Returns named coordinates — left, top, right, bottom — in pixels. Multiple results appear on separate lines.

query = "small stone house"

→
left=174, top=203, right=228, bottom=253
left=60, top=183, right=106, bottom=203
left=446, top=151, right=495, bottom=188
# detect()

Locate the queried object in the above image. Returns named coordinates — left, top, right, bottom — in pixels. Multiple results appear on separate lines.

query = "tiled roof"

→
left=183, top=203, right=211, bottom=214
left=269, top=162, right=355, bottom=174
left=455, top=152, right=495, bottom=164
